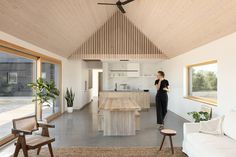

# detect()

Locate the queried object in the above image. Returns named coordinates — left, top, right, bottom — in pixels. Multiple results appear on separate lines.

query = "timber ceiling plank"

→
left=0, top=0, right=236, bottom=58
left=0, top=0, right=116, bottom=57
left=125, top=0, right=236, bottom=57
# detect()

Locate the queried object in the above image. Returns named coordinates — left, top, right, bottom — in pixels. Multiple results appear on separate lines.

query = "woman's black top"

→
left=154, top=79, right=169, bottom=95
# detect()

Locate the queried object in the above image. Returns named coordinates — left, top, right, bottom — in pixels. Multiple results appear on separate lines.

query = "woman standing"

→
left=154, top=71, right=170, bottom=130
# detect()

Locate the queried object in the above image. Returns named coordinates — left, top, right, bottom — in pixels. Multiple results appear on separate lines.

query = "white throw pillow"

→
left=223, top=111, right=236, bottom=140
left=199, top=116, right=224, bottom=135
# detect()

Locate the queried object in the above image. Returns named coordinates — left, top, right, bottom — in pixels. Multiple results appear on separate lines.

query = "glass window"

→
left=187, top=61, right=217, bottom=105
left=41, top=62, right=60, bottom=119
left=0, top=51, right=36, bottom=139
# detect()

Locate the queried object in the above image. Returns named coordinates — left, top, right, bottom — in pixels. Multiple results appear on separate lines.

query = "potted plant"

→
left=65, top=88, right=75, bottom=113
left=27, top=78, right=60, bottom=120
left=187, top=111, right=210, bottom=123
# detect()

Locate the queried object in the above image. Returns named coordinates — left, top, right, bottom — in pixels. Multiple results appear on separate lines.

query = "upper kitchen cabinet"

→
left=127, top=63, right=140, bottom=77
left=109, top=62, right=140, bottom=78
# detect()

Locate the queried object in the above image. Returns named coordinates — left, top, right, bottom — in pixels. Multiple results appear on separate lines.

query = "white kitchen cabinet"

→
left=127, top=63, right=140, bottom=77
left=109, top=62, right=140, bottom=78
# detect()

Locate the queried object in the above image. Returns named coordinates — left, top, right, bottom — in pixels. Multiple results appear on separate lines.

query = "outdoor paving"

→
left=0, top=97, right=55, bottom=139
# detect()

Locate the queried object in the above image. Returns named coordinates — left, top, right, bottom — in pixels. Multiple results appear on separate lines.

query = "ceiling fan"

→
left=97, top=0, right=134, bottom=14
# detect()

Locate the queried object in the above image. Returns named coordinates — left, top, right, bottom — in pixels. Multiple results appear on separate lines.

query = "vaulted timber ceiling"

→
left=0, top=0, right=236, bottom=58
left=70, top=12, right=166, bottom=60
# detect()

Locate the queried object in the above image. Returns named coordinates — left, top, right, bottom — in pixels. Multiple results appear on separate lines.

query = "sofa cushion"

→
left=199, top=117, right=224, bottom=135
left=223, top=111, right=236, bottom=140
left=186, top=133, right=236, bottom=157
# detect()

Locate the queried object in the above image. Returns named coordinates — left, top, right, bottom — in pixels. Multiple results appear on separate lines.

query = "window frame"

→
left=0, top=39, right=62, bottom=146
left=185, top=60, right=217, bottom=106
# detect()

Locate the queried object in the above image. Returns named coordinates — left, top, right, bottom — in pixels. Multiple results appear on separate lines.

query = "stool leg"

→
left=169, top=136, right=174, bottom=154
left=159, top=135, right=166, bottom=151
left=48, top=143, right=54, bottom=157
left=37, top=146, right=41, bottom=155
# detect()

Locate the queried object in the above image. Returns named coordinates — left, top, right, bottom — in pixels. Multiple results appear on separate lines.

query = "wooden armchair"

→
left=12, top=115, right=55, bottom=157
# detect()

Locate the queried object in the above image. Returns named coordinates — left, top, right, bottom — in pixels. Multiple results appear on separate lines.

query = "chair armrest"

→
left=12, top=128, right=33, bottom=135
left=37, top=122, right=55, bottom=128
left=183, top=122, right=200, bottom=139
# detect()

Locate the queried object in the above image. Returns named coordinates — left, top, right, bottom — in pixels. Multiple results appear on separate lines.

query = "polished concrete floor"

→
left=0, top=99, right=187, bottom=156
left=50, top=100, right=187, bottom=147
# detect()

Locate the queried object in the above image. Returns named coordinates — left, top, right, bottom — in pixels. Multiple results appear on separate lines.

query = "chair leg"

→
left=48, top=143, right=54, bottom=157
left=37, top=146, right=41, bottom=155
left=169, top=136, right=174, bottom=154
left=13, top=142, right=21, bottom=157
left=159, top=135, right=166, bottom=151
left=20, top=138, right=28, bottom=157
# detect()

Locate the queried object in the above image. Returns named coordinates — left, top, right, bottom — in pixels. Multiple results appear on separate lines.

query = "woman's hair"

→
left=158, top=71, right=165, bottom=77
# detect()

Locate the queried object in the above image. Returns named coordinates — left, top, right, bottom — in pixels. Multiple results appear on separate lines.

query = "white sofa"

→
left=183, top=111, right=236, bottom=157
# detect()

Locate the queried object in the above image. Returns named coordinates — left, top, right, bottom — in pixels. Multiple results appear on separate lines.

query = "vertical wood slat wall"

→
left=69, top=11, right=167, bottom=60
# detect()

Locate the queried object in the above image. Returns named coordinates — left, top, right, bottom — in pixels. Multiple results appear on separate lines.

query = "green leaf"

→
left=64, top=88, right=75, bottom=107
left=28, top=78, right=60, bottom=104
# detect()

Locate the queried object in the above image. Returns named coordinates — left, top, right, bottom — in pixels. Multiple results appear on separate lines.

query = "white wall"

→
left=158, top=32, right=236, bottom=121
left=56, top=59, right=93, bottom=110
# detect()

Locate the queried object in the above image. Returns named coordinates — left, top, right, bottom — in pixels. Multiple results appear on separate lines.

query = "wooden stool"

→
left=159, top=129, right=177, bottom=154
left=135, top=110, right=140, bottom=130
left=97, top=110, right=104, bottom=131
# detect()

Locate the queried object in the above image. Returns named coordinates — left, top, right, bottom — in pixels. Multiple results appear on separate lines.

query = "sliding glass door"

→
left=0, top=51, right=36, bottom=140
left=41, top=61, right=61, bottom=119
left=0, top=41, right=62, bottom=146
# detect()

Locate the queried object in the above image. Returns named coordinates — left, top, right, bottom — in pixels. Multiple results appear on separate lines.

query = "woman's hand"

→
left=163, top=86, right=170, bottom=92
left=163, top=87, right=168, bottom=91
left=156, top=78, right=163, bottom=90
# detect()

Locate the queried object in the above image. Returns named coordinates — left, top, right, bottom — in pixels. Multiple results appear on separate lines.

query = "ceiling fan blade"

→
left=121, top=0, right=134, bottom=5
left=117, top=4, right=126, bottom=13
left=97, top=3, right=116, bottom=5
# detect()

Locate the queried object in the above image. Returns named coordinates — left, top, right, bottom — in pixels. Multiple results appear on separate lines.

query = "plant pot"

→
left=67, top=107, right=73, bottom=113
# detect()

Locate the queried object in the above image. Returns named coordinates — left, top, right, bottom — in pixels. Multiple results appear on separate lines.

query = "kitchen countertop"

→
left=99, top=97, right=141, bottom=111
left=99, top=90, right=151, bottom=109
left=100, top=90, right=149, bottom=92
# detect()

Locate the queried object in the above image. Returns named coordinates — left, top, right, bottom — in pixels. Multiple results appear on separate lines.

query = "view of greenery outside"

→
left=190, top=63, right=217, bottom=100
left=192, top=70, right=217, bottom=91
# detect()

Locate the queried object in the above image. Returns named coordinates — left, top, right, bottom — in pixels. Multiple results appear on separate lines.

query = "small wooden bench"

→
left=12, top=115, right=55, bottom=157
